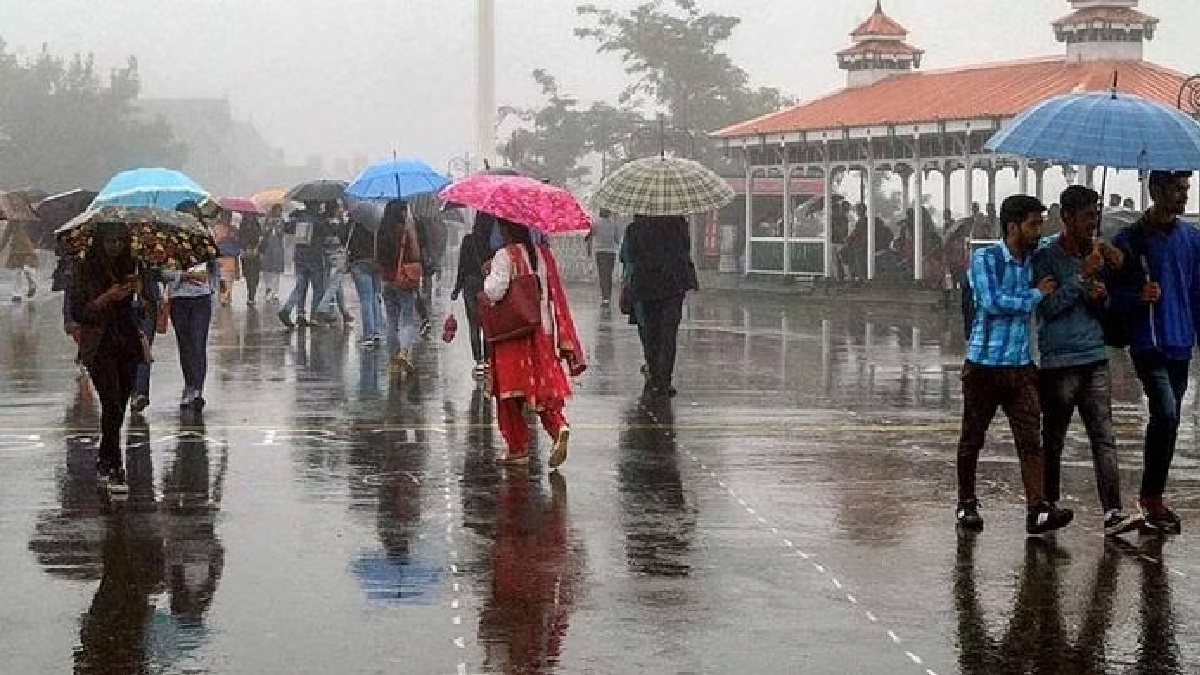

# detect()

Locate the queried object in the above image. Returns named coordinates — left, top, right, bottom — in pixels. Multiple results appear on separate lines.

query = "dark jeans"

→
left=462, top=290, right=488, bottom=363
left=1131, top=353, right=1190, bottom=499
left=1038, top=361, right=1122, bottom=511
left=171, top=295, right=212, bottom=394
left=88, top=351, right=137, bottom=469
left=637, top=294, right=685, bottom=391
left=596, top=251, right=616, bottom=301
left=956, top=362, right=1045, bottom=505
left=284, top=257, right=324, bottom=317
left=243, top=255, right=261, bottom=302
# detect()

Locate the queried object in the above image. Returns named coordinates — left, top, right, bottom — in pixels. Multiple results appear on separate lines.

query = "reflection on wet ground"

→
left=1, top=286, right=1198, bottom=674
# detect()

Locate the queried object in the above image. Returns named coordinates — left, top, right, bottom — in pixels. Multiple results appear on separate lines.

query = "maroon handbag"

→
left=478, top=245, right=542, bottom=343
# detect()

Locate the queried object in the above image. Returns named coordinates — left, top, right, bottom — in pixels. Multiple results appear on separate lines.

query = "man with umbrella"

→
left=278, top=201, right=329, bottom=329
left=1107, top=170, right=1199, bottom=535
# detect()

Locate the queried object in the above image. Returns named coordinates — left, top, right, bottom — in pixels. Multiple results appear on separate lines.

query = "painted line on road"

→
left=639, top=401, right=940, bottom=675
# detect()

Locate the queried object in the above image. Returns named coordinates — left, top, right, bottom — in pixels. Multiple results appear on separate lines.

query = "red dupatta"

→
left=538, top=243, right=586, bottom=376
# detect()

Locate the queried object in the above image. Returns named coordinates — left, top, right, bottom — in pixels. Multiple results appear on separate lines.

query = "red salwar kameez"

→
left=485, top=243, right=585, bottom=458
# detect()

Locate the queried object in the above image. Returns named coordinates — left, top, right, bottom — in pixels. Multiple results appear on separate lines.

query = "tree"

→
left=575, top=0, right=793, bottom=163
left=0, top=39, right=185, bottom=192
left=499, top=69, right=647, bottom=186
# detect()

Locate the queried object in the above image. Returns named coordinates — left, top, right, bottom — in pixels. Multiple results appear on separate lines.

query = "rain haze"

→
left=5, top=0, right=1200, bottom=176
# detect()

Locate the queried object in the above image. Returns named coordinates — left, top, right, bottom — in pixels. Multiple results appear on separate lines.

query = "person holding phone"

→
left=68, top=223, right=147, bottom=492
left=165, top=200, right=219, bottom=410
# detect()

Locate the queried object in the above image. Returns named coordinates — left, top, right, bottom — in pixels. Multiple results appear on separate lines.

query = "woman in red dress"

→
left=482, top=218, right=585, bottom=467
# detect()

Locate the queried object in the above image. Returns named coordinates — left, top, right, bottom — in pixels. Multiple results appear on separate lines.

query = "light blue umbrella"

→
left=985, top=90, right=1200, bottom=171
left=346, top=158, right=450, bottom=202
left=92, top=168, right=210, bottom=209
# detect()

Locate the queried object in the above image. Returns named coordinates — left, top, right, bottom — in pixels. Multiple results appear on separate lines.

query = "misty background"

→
left=3, top=0, right=1200, bottom=207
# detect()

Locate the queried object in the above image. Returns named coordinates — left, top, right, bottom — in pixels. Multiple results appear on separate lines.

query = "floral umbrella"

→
left=56, top=205, right=218, bottom=270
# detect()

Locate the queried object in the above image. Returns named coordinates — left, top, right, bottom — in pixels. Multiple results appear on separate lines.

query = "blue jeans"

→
left=315, top=270, right=348, bottom=317
left=283, top=257, right=325, bottom=317
left=349, top=262, right=380, bottom=340
left=171, top=295, right=212, bottom=394
left=133, top=302, right=158, bottom=396
left=1132, top=352, right=1190, bottom=499
left=381, top=285, right=418, bottom=350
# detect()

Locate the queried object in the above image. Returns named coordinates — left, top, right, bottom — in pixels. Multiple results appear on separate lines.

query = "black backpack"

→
left=961, top=245, right=1007, bottom=342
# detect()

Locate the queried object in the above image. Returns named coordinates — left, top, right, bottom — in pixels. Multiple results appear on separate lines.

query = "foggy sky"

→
left=3, top=0, right=1200, bottom=173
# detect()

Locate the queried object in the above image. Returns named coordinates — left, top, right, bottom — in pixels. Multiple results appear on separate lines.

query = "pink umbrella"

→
left=438, top=174, right=590, bottom=235
left=218, top=196, right=266, bottom=215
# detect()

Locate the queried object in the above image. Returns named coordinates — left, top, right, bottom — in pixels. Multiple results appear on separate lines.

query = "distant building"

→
left=138, top=98, right=316, bottom=195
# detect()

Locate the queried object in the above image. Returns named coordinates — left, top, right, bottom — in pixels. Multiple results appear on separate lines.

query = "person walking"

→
left=451, top=212, right=495, bottom=377
left=482, top=218, right=585, bottom=467
left=260, top=207, right=286, bottom=304
left=278, top=201, right=327, bottom=328
left=1, top=219, right=39, bottom=302
left=1032, top=186, right=1142, bottom=537
left=955, top=194, right=1073, bottom=535
left=129, top=266, right=163, bottom=414
left=239, top=213, right=264, bottom=306
left=165, top=205, right=219, bottom=410
left=68, top=223, right=146, bottom=491
left=1108, top=170, right=1200, bottom=534
left=586, top=208, right=621, bottom=306
left=212, top=212, right=241, bottom=307
left=344, top=213, right=383, bottom=348
left=314, top=200, right=354, bottom=327
left=377, top=200, right=422, bottom=375
left=621, top=215, right=696, bottom=399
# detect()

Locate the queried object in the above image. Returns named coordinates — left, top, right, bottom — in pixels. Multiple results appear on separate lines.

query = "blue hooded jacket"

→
left=1109, top=217, right=1200, bottom=360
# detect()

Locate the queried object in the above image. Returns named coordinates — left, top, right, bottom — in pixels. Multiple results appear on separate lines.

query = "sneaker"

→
left=130, top=393, right=150, bottom=414
left=601, top=299, right=610, bottom=307
left=472, top=362, right=487, bottom=379
left=956, top=499, right=984, bottom=531
left=106, top=468, right=129, bottom=497
left=1027, top=501, right=1074, bottom=535
left=372, top=334, right=385, bottom=344
left=420, top=320, right=432, bottom=338
left=359, top=338, right=376, bottom=349
left=26, top=283, right=36, bottom=299
left=1103, top=509, right=1144, bottom=537
left=179, top=388, right=195, bottom=408
left=1139, top=497, right=1182, bottom=535
left=11, top=295, right=21, bottom=303
left=277, top=310, right=294, bottom=329
left=192, top=395, right=206, bottom=412
left=549, top=427, right=570, bottom=469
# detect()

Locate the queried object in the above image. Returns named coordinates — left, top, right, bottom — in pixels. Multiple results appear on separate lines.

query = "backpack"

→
left=961, top=245, right=1007, bottom=341
left=1100, top=224, right=1148, bottom=348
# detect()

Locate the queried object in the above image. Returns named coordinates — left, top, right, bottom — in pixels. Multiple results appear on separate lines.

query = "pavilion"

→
left=712, top=0, right=1192, bottom=280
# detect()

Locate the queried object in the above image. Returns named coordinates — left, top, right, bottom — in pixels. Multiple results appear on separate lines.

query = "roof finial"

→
left=875, top=0, right=884, bottom=13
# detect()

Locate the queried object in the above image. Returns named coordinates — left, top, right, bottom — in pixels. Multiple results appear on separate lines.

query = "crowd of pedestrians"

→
left=956, top=171, right=1194, bottom=538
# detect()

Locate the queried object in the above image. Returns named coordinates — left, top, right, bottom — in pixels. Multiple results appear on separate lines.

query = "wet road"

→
left=1, top=282, right=1198, bottom=675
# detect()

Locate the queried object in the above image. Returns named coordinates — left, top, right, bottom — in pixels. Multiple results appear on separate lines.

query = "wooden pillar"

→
left=743, top=162, right=754, bottom=277
left=782, top=154, right=792, bottom=276
left=866, top=163, right=876, bottom=280
left=914, top=162, right=925, bottom=281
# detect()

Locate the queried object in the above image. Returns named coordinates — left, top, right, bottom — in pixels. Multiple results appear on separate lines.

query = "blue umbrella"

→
left=985, top=90, right=1200, bottom=171
left=346, top=158, right=450, bottom=202
left=91, top=168, right=210, bottom=209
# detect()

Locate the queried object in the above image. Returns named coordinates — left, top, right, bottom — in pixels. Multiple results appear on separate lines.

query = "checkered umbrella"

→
left=592, top=156, right=735, bottom=216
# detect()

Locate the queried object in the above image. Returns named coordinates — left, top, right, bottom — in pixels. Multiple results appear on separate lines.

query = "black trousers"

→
left=637, top=294, right=685, bottom=391
left=596, top=251, right=616, bottom=301
left=242, top=256, right=261, bottom=301
left=462, top=291, right=489, bottom=363
left=87, top=351, right=138, bottom=469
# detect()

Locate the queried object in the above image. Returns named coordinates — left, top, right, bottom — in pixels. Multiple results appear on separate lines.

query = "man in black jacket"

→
left=622, top=215, right=697, bottom=399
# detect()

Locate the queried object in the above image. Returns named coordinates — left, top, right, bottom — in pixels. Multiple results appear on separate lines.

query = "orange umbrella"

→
left=251, top=188, right=287, bottom=210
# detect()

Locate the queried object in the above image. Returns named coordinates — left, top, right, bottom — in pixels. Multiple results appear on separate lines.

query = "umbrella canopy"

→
left=348, top=200, right=386, bottom=232
left=285, top=179, right=347, bottom=204
left=57, top=205, right=217, bottom=270
left=0, top=191, right=39, bottom=221
left=218, top=197, right=266, bottom=215
left=251, top=188, right=288, bottom=210
left=985, top=90, right=1200, bottom=171
left=593, top=156, right=735, bottom=216
left=32, top=189, right=98, bottom=249
left=439, top=174, right=591, bottom=235
left=92, top=168, right=210, bottom=209
left=442, top=167, right=527, bottom=211
left=347, top=158, right=450, bottom=202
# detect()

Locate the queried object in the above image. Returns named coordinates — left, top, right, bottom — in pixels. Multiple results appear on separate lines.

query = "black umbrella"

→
left=33, top=189, right=98, bottom=249
left=285, top=179, right=347, bottom=204
left=348, top=200, right=386, bottom=232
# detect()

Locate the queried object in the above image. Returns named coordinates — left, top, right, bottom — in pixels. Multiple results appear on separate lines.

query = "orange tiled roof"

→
left=712, top=57, right=1188, bottom=138
left=837, top=39, right=923, bottom=57
left=851, top=2, right=908, bottom=38
left=1053, top=6, right=1158, bottom=28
